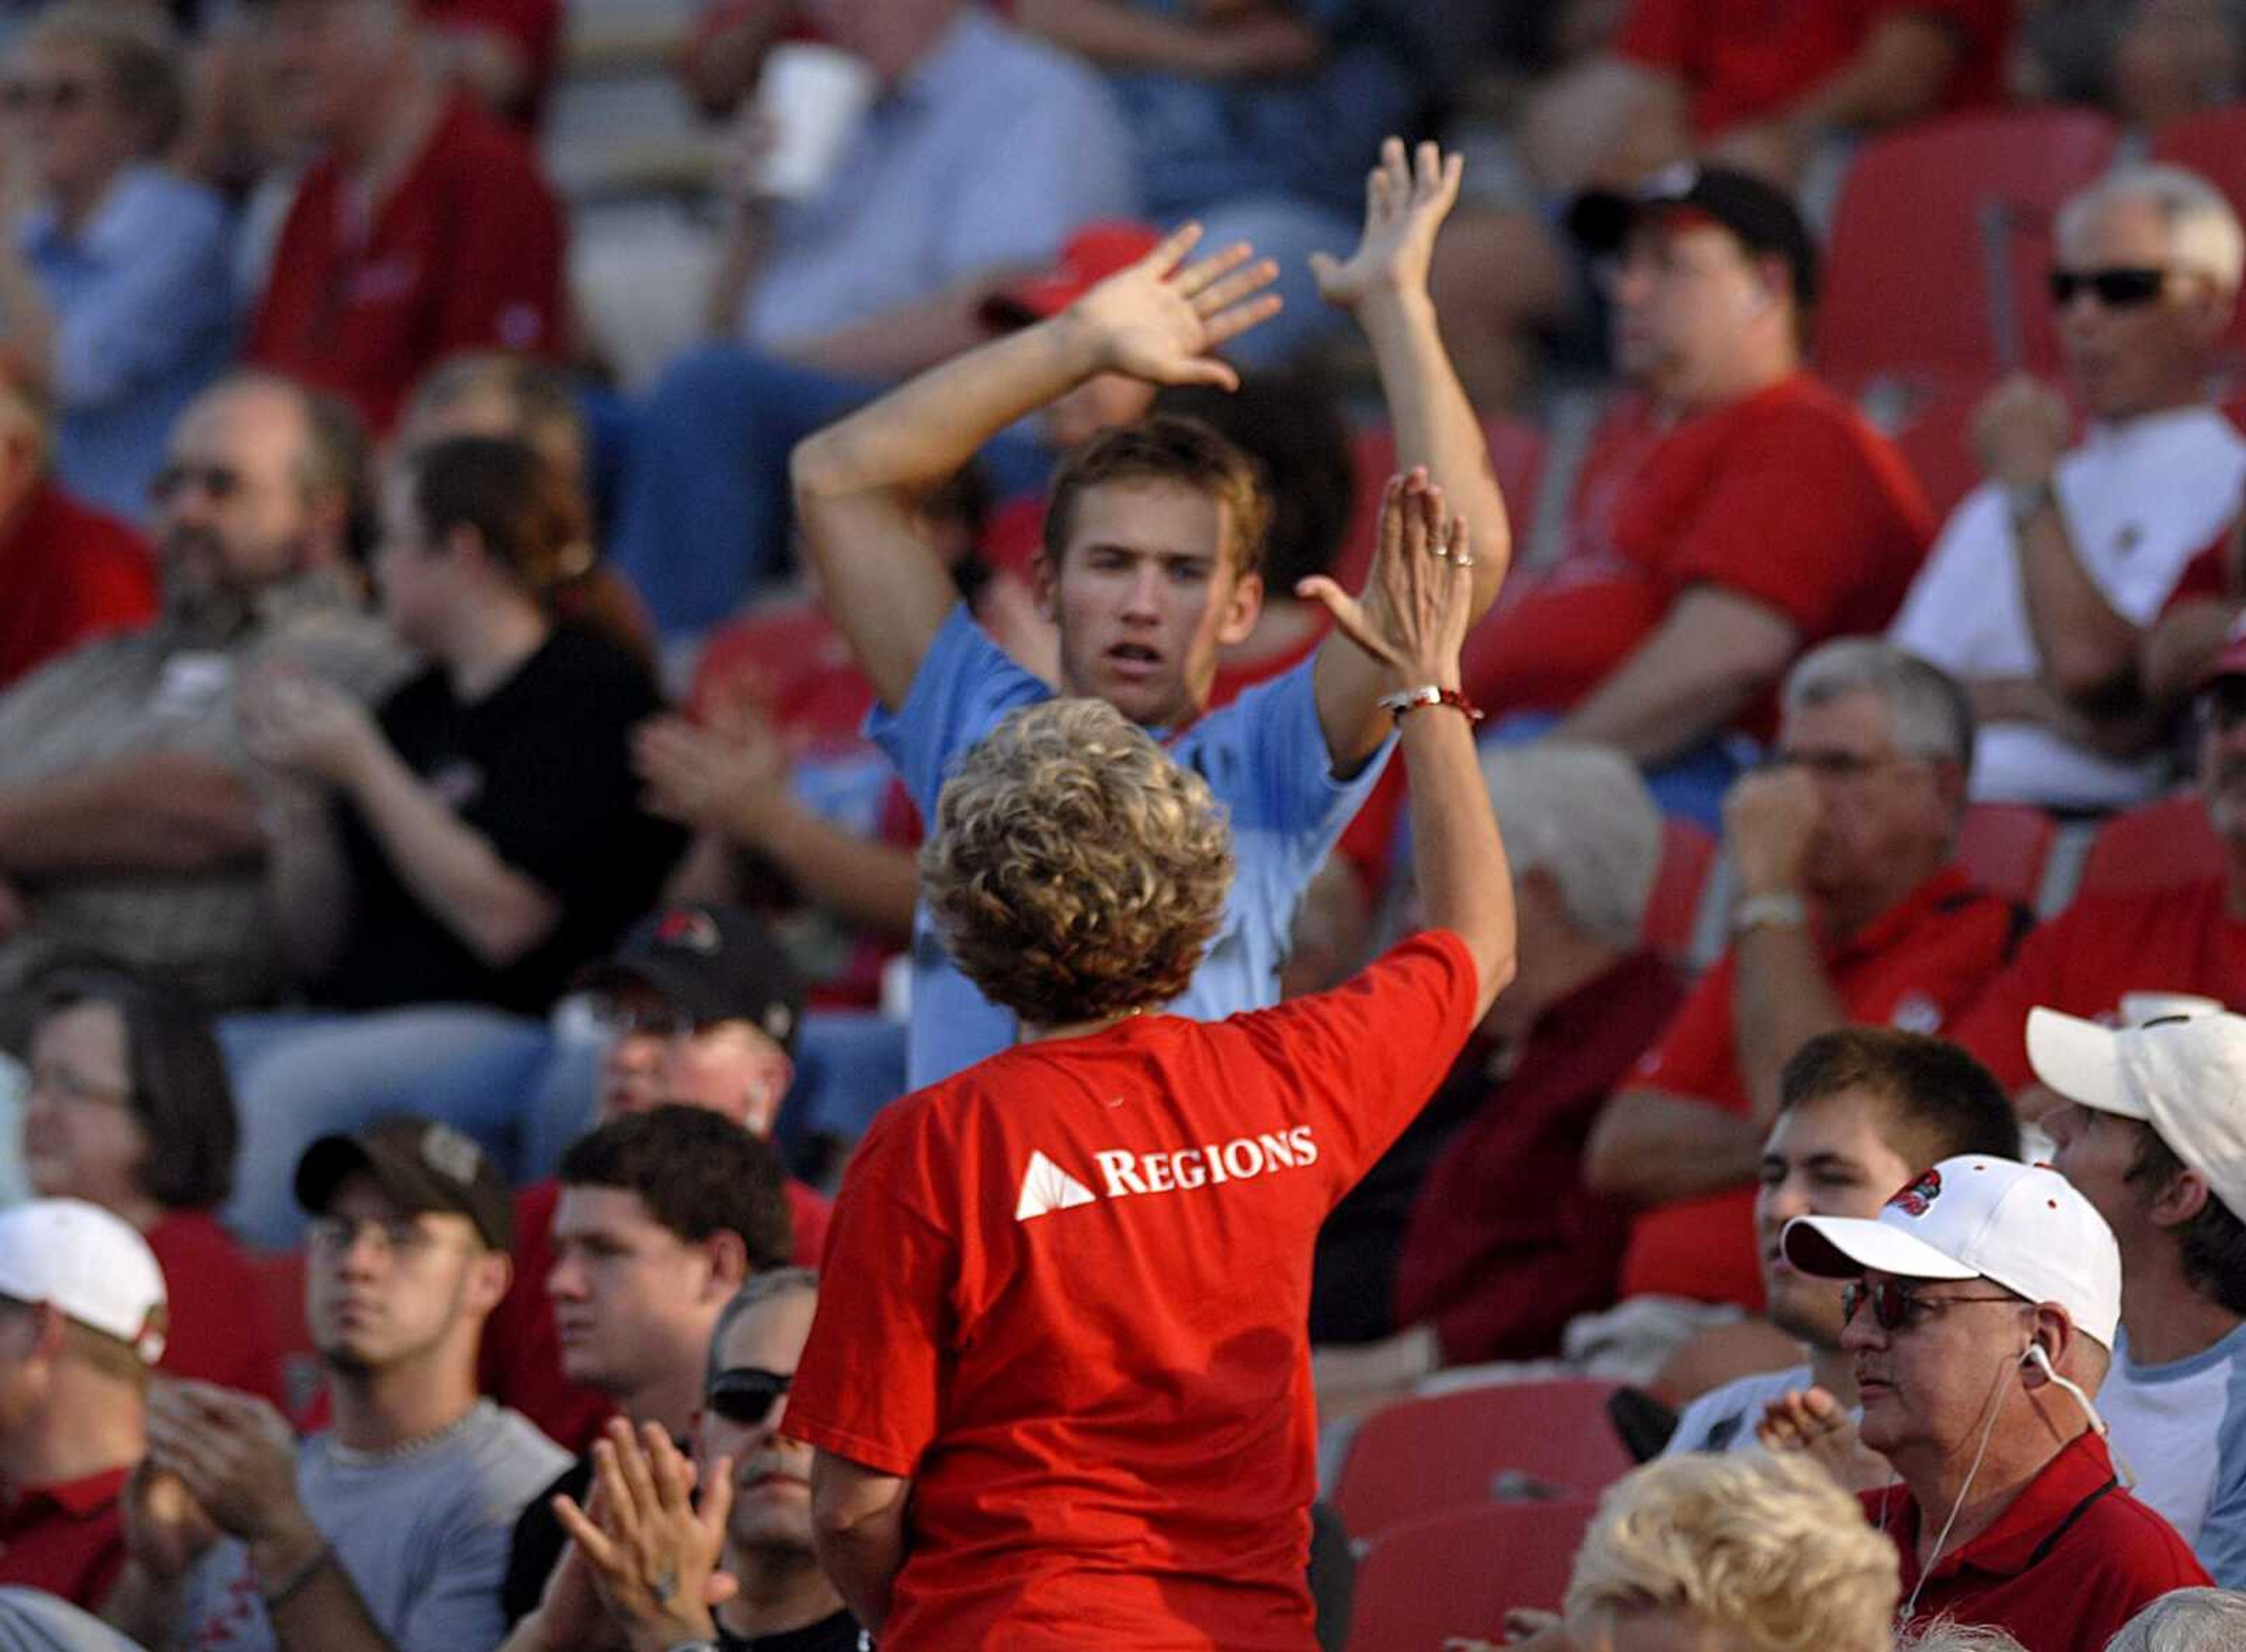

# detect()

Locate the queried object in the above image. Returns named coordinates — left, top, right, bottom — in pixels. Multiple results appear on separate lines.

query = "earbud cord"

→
left=1901, top=1359, right=2011, bottom=1625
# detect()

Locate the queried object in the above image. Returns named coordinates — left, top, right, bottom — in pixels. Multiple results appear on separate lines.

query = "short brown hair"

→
left=1779, top=1028, right=2021, bottom=1172
left=1042, top=415, right=1272, bottom=578
left=408, top=434, right=592, bottom=598
left=921, top=698, right=1234, bottom=1026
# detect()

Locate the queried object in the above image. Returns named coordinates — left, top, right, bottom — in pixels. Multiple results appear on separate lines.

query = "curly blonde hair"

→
left=1565, top=1452, right=1899, bottom=1652
left=921, top=699, right=1234, bottom=1028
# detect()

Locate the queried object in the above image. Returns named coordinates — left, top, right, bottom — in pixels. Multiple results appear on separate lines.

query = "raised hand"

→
left=1311, top=137, right=1464, bottom=310
left=1063, top=222, right=1282, bottom=392
left=552, top=1419, right=738, bottom=1652
left=1298, top=470, right=1475, bottom=691
left=238, top=663, right=380, bottom=787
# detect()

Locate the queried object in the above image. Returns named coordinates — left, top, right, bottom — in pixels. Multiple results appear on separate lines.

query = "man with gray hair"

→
left=1892, top=161, right=2246, bottom=809
left=1314, top=743, right=1686, bottom=1394
left=2106, top=1587, right=2246, bottom=1651
left=1586, top=640, right=2028, bottom=1315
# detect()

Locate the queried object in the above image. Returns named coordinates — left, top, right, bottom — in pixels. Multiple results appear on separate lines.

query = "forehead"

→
left=1624, top=216, right=1748, bottom=270
left=1780, top=687, right=1895, bottom=751
left=323, top=1169, right=423, bottom=1223
left=31, top=996, right=126, bottom=1060
left=2059, top=193, right=2172, bottom=265
left=1062, top=478, right=1230, bottom=562
left=1768, top=1086, right=1911, bottom=1173
left=554, top=1182, right=665, bottom=1241
left=172, top=387, right=301, bottom=470
left=717, top=1288, right=818, bottom=1369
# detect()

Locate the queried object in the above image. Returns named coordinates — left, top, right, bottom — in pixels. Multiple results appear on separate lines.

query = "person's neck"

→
left=716, top=1542, right=848, bottom=1641
left=440, top=600, right=549, bottom=702
left=619, top=1367, right=705, bottom=1443
left=326, top=1357, right=481, bottom=1454
left=1661, top=350, right=1793, bottom=419
left=1477, top=932, right=1623, bottom=1046
left=333, top=66, right=444, bottom=204
left=2095, top=387, right=2208, bottom=429
left=1807, top=1342, right=1858, bottom=1408
left=1221, top=599, right=1325, bottom=670
left=2118, top=1244, right=2244, bottom=1367
left=1895, top=1399, right=2084, bottom=1565
left=1818, top=856, right=1943, bottom=942
left=1022, top=1008, right=1144, bottom=1045
left=50, top=163, right=124, bottom=237
left=1, top=1384, right=142, bottom=1492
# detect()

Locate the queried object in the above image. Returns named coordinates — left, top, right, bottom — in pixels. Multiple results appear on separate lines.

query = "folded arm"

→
left=0, top=752, right=264, bottom=877
left=1551, top=587, right=1801, bottom=765
left=1584, top=1087, right=1764, bottom=1204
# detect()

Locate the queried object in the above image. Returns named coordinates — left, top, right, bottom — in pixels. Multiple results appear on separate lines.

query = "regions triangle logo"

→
left=1015, top=1150, right=1098, bottom=1222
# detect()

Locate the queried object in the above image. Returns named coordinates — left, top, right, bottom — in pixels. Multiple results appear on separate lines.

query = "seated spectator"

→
left=244, top=0, right=564, bottom=434
left=2106, top=1587, right=2246, bottom=1651
left=1948, top=636, right=2246, bottom=1100
left=0, top=1200, right=167, bottom=1612
left=102, top=1116, right=570, bottom=1651
left=2022, top=1, right=2246, bottom=127
left=2032, top=1008, right=2246, bottom=1586
left=1890, top=164, right=2246, bottom=809
left=1311, top=743, right=1684, bottom=1382
left=0, top=372, right=403, bottom=1012
left=1587, top=642, right=2027, bottom=1316
left=0, top=367, right=152, bottom=689
left=224, top=433, right=685, bottom=1245
left=0, top=3, right=233, bottom=519
left=21, top=967, right=282, bottom=1405
left=1463, top=168, right=1933, bottom=826
left=1785, top=1156, right=2209, bottom=1650
left=1674, top=1028, right=2018, bottom=1474
left=499, top=1103, right=794, bottom=1625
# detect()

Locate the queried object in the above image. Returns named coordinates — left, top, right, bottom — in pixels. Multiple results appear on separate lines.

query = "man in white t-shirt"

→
left=1890, top=163, right=2246, bottom=809
left=2031, top=1007, right=2246, bottom=1587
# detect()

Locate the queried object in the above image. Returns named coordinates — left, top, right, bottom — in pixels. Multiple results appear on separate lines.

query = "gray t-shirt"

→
left=1663, top=1364, right=1814, bottom=1456
left=0, top=1589, right=143, bottom=1652
left=181, top=1401, right=568, bottom=1652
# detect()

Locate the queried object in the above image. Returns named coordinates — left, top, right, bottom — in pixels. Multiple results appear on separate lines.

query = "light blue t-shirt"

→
left=1663, top=1364, right=1816, bottom=1457
left=872, top=604, right=1391, bottom=1087
left=2104, top=1320, right=2246, bottom=1586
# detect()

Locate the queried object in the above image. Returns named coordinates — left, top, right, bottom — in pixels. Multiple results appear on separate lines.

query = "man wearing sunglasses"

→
left=1782, top=1154, right=2207, bottom=1652
left=1892, top=163, right=2246, bottom=811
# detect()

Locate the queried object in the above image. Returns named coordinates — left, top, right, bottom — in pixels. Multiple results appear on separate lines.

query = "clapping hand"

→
left=1063, top=222, right=1282, bottom=392
left=551, top=1420, right=738, bottom=1652
left=239, top=663, right=381, bottom=787
left=1757, top=1386, right=1892, bottom=1493
left=1311, top=137, right=1463, bottom=311
left=145, top=1381, right=312, bottom=1551
left=1298, top=469, right=1474, bottom=692
left=633, top=706, right=790, bottom=845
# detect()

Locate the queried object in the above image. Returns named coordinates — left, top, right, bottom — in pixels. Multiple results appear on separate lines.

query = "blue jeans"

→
left=218, top=1007, right=550, bottom=1248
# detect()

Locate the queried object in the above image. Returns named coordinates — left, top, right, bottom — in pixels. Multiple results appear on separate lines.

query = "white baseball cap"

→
left=1782, top=1156, right=2121, bottom=1347
left=0, top=1199, right=167, bottom=1364
left=2027, top=1005, right=2246, bottom=1226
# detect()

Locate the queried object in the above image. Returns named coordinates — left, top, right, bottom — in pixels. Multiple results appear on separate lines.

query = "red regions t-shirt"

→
left=786, top=932, right=1481, bottom=1650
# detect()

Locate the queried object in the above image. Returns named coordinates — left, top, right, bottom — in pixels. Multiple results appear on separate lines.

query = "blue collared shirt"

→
left=742, top=10, right=1138, bottom=347
left=21, top=164, right=236, bottom=520
left=872, top=605, right=1392, bottom=1087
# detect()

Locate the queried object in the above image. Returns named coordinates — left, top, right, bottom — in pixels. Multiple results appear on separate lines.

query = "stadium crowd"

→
left=4, top=0, right=2246, bottom=1649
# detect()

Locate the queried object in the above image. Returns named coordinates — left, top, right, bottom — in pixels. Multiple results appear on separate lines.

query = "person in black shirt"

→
left=222, top=433, right=686, bottom=1244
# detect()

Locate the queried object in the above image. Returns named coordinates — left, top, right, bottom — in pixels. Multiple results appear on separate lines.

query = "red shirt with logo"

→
left=0, top=480, right=154, bottom=689
left=1618, top=868, right=2024, bottom=1307
left=787, top=932, right=1479, bottom=1650
left=1870, top=1432, right=2209, bottom=1652
left=1464, top=378, right=1931, bottom=742
left=246, top=93, right=564, bottom=433
left=0, top=1465, right=128, bottom=1610
left=1949, top=878, right=2246, bottom=1091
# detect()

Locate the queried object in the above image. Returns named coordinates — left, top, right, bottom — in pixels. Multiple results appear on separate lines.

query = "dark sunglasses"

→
left=1, top=78, right=91, bottom=114
left=1841, top=1279, right=2018, bottom=1332
left=705, top=1366, right=791, bottom=1427
left=149, top=462, right=244, bottom=505
left=2048, top=267, right=2168, bottom=309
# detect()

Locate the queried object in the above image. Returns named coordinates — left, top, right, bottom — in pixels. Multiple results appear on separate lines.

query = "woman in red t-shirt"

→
left=783, top=477, right=1518, bottom=1649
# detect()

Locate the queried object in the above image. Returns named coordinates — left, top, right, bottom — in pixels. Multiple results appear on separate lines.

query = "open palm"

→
left=1071, top=223, right=1283, bottom=391
left=1312, top=136, right=1463, bottom=308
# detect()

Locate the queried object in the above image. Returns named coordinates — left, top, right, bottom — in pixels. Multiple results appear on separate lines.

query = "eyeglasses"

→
left=150, top=463, right=244, bottom=505
left=1766, top=746, right=1931, bottom=783
left=704, top=1366, right=791, bottom=1427
left=1841, top=1279, right=2021, bottom=1332
left=25, top=1064, right=133, bottom=1110
left=306, top=1214, right=447, bottom=1261
left=2049, top=267, right=2169, bottom=309
left=1, top=78, right=92, bottom=115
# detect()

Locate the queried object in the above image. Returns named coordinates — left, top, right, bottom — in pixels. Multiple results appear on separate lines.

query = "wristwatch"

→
left=1732, top=891, right=1808, bottom=937
left=2004, top=477, right=2058, bottom=532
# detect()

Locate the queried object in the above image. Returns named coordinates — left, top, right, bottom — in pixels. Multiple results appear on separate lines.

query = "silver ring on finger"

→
left=650, top=1569, right=680, bottom=1605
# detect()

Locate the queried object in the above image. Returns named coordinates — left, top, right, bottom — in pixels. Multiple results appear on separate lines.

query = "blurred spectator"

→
left=0, top=367, right=153, bottom=689
left=0, top=1587, right=143, bottom=1651
left=22, top=967, right=283, bottom=1406
left=419, top=0, right=563, bottom=127
left=1462, top=168, right=1932, bottom=827
left=1947, top=636, right=2246, bottom=1099
left=1891, top=165, right=2246, bottom=809
left=499, top=1104, right=794, bottom=1625
left=2021, top=1, right=2246, bottom=127
left=2033, top=1009, right=2246, bottom=1586
left=1310, top=744, right=1681, bottom=1383
left=0, top=372, right=403, bottom=1012
left=0, top=1200, right=167, bottom=1613
left=1586, top=643, right=2025, bottom=1317
left=1783, top=1157, right=2207, bottom=1650
left=1673, top=1029, right=2017, bottom=1476
left=104, top=1116, right=569, bottom=1652
left=0, top=3, right=235, bottom=519
left=2106, top=1587, right=2246, bottom=1651
left=243, top=0, right=564, bottom=434
left=483, top=904, right=830, bottom=1453
left=1012, top=0, right=1430, bottom=368
left=223, top=434, right=684, bottom=1245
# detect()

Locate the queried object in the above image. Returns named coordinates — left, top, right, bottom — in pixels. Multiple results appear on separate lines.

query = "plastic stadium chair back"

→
left=1344, top=1499, right=1600, bottom=1652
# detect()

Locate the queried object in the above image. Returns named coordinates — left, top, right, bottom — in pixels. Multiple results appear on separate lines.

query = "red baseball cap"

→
left=981, top=222, right=1165, bottom=333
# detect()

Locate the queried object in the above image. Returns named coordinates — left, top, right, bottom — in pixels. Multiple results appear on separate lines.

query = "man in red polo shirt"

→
left=1783, top=1156, right=2207, bottom=1650
left=1587, top=640, right=2025, bottom=1313
left=245, top=0, right=564, bottom=434
left=0, top=1200, right=169, bottom=1612
left=1949, top=635, right=2246, bottom=1106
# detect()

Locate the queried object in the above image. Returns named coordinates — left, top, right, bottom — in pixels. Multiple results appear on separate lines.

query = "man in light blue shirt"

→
left=793, top=139, right=1511, bottom=1087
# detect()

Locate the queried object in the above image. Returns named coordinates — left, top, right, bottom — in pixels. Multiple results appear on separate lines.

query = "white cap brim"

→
left=1781, top=1213, right=1980, bottom=1281
left=2027, top=1006, right=2152, bottom=1121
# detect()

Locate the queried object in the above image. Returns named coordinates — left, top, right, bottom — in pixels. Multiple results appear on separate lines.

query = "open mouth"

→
left=1106, top=643, right=1162, bottom=678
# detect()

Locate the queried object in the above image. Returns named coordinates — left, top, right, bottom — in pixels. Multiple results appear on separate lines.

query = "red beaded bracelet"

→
left=1377, top=684, right=1485, bottom=725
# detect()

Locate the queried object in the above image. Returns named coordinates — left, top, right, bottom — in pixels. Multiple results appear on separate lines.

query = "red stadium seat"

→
left=2074, top=793, right=2223, bottom=899
left=250, top=1248, right=325, bottom=1419
left=1331, top=1379, right=1633, bottom=1544
left=1345, top=1499, right=1599, bottom=1652
left=1956, top=801, right=2059, bottom=908
left=2152, top=109, right=2246, bottom=366
left=1817, top=111, right=2120, bottom=395
left=1337, top=415, right=1548, bottom=593
left=1644, top=817, right=1716, bottom=962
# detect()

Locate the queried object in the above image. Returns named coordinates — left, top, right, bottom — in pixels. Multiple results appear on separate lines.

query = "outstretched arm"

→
left=790, top=225, right=1281, bottom=711
left=1308, top=140, right=1512, bottom=771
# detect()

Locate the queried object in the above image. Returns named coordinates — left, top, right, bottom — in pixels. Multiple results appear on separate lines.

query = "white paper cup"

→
left=2120, top=991, right=2226, bottom=1026
left=754, top=42, right=877, bottom=201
